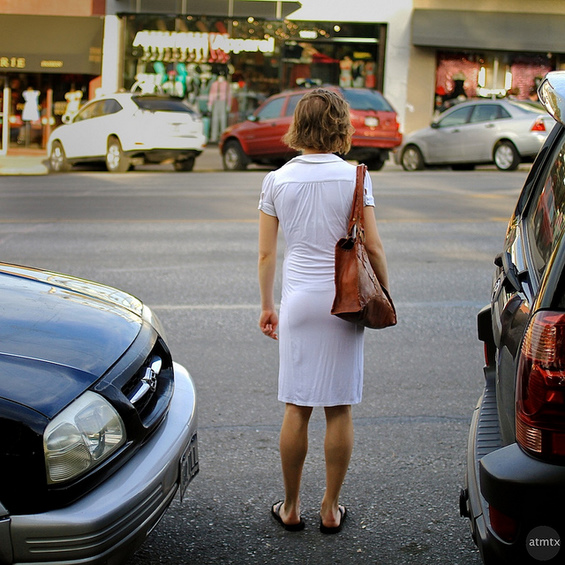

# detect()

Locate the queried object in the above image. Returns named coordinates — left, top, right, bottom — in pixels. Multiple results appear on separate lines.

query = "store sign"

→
left=132, top=30, right=275, bottom=63
left=0, top=56, right=26, bottom=69
left=41, top=60, right=64, bottom=68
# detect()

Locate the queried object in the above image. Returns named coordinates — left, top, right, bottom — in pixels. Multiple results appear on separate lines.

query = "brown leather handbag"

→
left=331, top=164, right=397, bottom=329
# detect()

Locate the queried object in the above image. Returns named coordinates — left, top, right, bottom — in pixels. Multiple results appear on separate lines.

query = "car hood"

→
left=0, top=264, right=144, bottom=418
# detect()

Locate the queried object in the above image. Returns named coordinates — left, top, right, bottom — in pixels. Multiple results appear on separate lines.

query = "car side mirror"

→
left=247, top=115, right=258, bottom=122
left=430, top=122, right=439, bottom=129
left=494, top=251, right=522, bottom=293
left=539, top=71, right=565, bottom=126
left=62, top=114, right=72, bottom=124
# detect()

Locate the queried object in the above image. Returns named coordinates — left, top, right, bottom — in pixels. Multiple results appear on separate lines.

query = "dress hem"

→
left=278, top=397, right=361, bottom=407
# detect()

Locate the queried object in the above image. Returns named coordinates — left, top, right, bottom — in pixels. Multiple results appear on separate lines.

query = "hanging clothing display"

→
left=208, top=77, right=232, bottom=143
left=22, top=89, right=40, bottom=122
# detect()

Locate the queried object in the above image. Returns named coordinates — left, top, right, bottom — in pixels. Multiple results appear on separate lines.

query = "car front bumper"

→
left=3, top=362, right=198, bottom=565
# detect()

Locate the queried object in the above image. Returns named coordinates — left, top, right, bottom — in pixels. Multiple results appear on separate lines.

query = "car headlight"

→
left=44, top=391, right=126, bottom=484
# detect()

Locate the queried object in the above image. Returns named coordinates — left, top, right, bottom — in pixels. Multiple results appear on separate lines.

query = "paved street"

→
left=0, top=164, right=526, bottom=564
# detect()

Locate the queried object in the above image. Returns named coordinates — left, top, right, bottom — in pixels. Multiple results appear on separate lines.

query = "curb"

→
left=0, top=152, right=49, bottom=176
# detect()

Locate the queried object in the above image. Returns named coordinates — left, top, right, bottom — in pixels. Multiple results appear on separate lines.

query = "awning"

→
left=412, top=9, right=565, bottom=53
left=0, top=15, right=103, bottom=75
left=114, top=0, right=301, bottom=19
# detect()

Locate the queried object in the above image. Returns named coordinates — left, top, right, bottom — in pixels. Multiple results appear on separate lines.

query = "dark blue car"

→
left=0, top=263, right=198, bottom=564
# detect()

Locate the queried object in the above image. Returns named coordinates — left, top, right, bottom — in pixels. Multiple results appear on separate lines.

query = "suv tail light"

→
left=530, top=117, right=547, bottom=132
left=516, top=311, right=565, bottom=459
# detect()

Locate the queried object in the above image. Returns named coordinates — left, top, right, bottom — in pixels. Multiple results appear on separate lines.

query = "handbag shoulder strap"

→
left=347, top=164, right=367, bottom=237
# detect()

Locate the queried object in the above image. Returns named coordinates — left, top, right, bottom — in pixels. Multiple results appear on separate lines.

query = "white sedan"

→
left=47, top=92, right=206, bottom=172
left=396, top=98, right=556, bottom=171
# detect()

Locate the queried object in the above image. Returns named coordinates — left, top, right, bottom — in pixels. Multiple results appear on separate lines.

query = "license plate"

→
left=179, top=433, right=199, bottom=503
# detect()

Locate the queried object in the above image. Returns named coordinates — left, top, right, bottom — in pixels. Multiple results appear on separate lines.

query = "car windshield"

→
left=342, top=89, right=394, bottom=112
left=132, top=96, right=196, bottom=114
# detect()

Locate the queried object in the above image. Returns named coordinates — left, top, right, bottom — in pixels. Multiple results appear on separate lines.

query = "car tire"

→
left=106, top=137, right=130, bottom=173
left=222, top=140, right=248, bottom=171
left=401, top=145, right=424, bottom=171
left=364, top=155, right=386, bottom=171
left=174, top=157, right=195, bottom=171
left=48, top=141, right=70, bottom=173
left=493, top=141, right=520, bottom=171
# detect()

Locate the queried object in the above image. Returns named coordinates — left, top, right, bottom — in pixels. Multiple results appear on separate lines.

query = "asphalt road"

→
left=0, top=161, right=527, bottom=564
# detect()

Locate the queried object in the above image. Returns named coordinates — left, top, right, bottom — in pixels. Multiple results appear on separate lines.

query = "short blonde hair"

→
left=283, top=88, right=354, bottom=154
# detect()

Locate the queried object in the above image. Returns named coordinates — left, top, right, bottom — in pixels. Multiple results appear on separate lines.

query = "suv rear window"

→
left=132, top=96, right=196, bottom=114
left=342, top=89, right=394, bottom=112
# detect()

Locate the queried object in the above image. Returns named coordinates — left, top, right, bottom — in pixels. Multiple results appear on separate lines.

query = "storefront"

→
left=409, top=8, right=565, bottom=125
left=121, top=13, right=387, bottom=129
left=433, top=50, right=555, bottom=114
left=0, top=14, right=103, bottom=149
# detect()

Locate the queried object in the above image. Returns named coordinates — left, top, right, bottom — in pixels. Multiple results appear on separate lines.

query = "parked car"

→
left=219, top=86, right=402, bottom=171
left=0, top=262, right=199, bottom=564
left=397, top=98, right=556, bottom=172
left=460, top=71, right=565, bottom=564
left=47, top=92, right=206, bottom=173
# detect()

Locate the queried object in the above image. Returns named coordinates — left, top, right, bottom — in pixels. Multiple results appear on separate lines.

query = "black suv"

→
left=460, top=71, right=565, bottom=564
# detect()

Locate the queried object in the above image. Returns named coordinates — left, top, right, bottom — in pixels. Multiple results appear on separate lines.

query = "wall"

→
left=0, top=0, right=105, bottom=16
left=404, top=46, right=436, bottom=133
left=413, top=0, right=564, bottom=14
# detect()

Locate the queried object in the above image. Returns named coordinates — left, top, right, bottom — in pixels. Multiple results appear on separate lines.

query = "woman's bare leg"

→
left=320, top=405, right=353, bottom=527
left=278, top=403, right=313, bottom=524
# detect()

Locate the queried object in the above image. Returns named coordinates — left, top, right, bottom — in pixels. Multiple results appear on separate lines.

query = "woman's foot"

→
left=271, top=501, right=305, bottom=531
left=320, top=505, right=347, bottom=534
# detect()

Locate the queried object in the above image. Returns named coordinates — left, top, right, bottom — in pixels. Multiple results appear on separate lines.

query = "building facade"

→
left=2, top=0, right=565, bottom=150
left=405, top=0, right=565, bottom=132
left=102, top=0, right=388, bottom=128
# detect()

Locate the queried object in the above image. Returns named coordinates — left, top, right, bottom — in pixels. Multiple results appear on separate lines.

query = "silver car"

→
left=397, top=98, right=556, bottom=172
left=47, top=93, right=206, bottom=173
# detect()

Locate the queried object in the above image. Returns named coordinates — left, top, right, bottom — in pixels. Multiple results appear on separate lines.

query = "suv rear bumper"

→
left=463, top=366, right=565, bottom=564
left=4, top=362, right=198, bottom=565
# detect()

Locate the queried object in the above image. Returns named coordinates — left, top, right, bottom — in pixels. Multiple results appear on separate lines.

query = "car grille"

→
left=121, top=337, right=174, bottom=430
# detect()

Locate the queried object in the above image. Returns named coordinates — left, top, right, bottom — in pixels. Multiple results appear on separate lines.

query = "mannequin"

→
left=208, top=74, right=232, bottom=143
left=22, top=86, right=40, bottom=146
left=22, top=86, right=40, bottom=122
left=63, top=87, right=82, bottom=122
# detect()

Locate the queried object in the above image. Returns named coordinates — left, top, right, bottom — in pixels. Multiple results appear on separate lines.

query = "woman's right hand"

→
left=259, top=309, right=278, bottom=340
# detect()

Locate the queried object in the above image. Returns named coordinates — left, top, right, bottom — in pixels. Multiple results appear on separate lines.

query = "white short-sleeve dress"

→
left=258, top=154, right=375, bottom=407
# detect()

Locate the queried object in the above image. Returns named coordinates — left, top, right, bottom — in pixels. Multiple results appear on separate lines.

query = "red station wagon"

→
left=219, top=86, right=402, bottom=171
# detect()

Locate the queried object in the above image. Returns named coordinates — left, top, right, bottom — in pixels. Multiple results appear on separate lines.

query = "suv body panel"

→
left=462, top=75, right=565, bottom=564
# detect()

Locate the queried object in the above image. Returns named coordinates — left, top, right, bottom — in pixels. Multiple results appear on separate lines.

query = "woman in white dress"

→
left=258, top=89, right=389, bottom=534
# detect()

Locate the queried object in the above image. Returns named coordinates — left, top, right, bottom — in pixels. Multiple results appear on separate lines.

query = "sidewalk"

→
left=0, top=147, right=48, bottom=176
left=0, top=146, right=225, bottom=175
